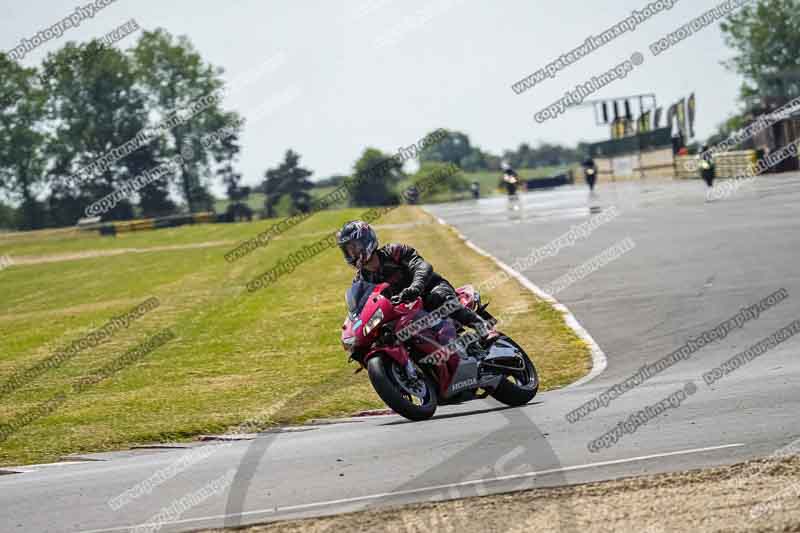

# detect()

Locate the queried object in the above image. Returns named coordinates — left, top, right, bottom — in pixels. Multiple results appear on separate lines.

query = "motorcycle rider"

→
left=499, top=161, right=520, bottom=197
left=699, top=144, right=715, bottom=189
left=582, top=156, right=598, bottom=193
left=470, top=180, right=480, bottom=199
left=336, top=220, right=496, bottom=345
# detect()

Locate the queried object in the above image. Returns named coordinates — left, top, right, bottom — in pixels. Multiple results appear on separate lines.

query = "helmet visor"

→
left=340, top=240, right=365, bottom=266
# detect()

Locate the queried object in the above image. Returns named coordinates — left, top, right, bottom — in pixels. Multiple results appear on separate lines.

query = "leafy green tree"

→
left=706, top=113, right=749, bottom=147
left=575, top=141, right=592, bottom=161
left=215, top=131, right=252, bottom=221
left=503, top=142, right=583, bottom=168
left=484, top=153, right=502, bottom=171
left=0, top=54, right=49, bottom=229
left=262, top=169, right=283, bottom=219
left=419, top=130, right=472, bottom=167
left=313, top=175, right=347, bottom=188
left=263, top=150, right=313, bottom=217
left=41, top=42, right=149, bottom=223
left=188, top=186, right=216, bottom=212
left=349, top=148, right=404, bottom=206
left=460, top=148, right=489, bottom=171
left=0, top=201, right=17, bottom=230
left=411, top=162, right=468, bottom=198
left=131, top=29, right=239, bottom=213
left=721, top=0, right=800, bottom=102
left=134, top=150, right=176, bottom=218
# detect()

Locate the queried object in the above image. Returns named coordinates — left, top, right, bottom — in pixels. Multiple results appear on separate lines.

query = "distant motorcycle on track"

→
left=699, top=145, right=716, bottom=189
left=583, top=157, right=598, bottom=194
left=341, top=281, right=538, bottom=421
left=470, top=181, right=480, bottom=200
left=501, top=174, right=522, bottom=211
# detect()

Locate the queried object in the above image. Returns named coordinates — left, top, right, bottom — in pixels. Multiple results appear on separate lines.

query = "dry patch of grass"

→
left=211, top=456, right=800, bottom=533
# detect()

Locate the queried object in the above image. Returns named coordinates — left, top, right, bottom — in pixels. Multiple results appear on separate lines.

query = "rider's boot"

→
left=451, top=306, right=499, bottom=347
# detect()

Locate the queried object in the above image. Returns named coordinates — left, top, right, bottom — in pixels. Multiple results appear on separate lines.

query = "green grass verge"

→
left=0, top=206, right=589, bottom=466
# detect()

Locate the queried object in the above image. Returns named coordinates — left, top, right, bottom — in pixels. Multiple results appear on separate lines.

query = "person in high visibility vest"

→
left=582, top=157, right=598, bottom=193
left=699, top=144, right=715, bottom=188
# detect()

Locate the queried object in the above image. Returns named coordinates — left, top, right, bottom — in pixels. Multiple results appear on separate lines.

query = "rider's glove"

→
left=391, top=287, right=420, bottom=305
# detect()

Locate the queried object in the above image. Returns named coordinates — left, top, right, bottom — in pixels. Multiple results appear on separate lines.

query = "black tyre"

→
left=367, top=356, right=437, bottom=421
left=489, top=336, right=539, bottom=407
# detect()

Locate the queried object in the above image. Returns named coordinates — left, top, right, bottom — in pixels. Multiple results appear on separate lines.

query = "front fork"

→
left=363, top=343, right=410, bottom=368
left=404, top=359, right=418, bottom=380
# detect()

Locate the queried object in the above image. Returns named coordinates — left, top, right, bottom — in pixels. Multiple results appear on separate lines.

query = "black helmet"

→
left=336, top=220, right=378, bottom=269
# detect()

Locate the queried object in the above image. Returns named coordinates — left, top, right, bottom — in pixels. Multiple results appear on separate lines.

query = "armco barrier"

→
left=194, top=212, right=214, bottom=224
left=594, top=147, right=675, bottom=181
left=526, top=174, right=572, bottom=190
left=675, top=150, right=757, bottom=180
left=88, top=212, right=217, bottom=237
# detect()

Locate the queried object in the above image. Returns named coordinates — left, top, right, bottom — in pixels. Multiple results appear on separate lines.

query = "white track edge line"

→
left=427, top=211, right=607, bottom=389
left=79, top=443, right=745, bottom=533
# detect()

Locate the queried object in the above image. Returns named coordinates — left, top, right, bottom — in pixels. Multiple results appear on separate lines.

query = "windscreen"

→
left=345, top=280, right=377, bottom=317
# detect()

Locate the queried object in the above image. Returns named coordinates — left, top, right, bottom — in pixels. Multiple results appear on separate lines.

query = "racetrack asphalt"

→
left=2, top=174, right=800, bottom=532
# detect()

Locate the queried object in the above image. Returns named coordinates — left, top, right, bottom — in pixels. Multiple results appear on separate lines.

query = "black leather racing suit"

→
left=700, top=151, right=715, bottom=187
left=583, top=158, right=598, bottom=190
left=500, top=169, right=519, bottom=196
left=355, top=243, right=487, bottom=332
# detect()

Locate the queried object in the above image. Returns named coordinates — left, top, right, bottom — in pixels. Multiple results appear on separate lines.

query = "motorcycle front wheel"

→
left=489, top=336, right=539, bottom=407
left=367, top=356, right=437, bottom=421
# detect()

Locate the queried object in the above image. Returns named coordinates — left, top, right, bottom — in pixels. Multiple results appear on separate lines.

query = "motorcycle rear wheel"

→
left=367, top=356, right=437, bottom=421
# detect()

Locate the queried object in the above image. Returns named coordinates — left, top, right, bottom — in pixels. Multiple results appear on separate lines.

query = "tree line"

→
left=708, top=0, right=800, bottom=147
left=0, top=28, right=585, bottom=231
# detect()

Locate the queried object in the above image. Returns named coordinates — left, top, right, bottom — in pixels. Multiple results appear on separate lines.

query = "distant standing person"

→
left=582, top=157, right=598, bottom=193
left=470, top=181, right=480, bottom=199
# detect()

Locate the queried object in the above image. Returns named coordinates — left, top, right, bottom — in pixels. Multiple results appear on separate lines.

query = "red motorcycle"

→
left=341, top=280, right=538, bottom=421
